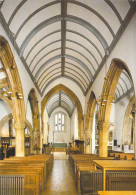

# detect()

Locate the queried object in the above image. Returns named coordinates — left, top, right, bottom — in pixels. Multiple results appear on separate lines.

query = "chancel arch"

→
left=41, top=84, right=84, bottom=141
left=85, top=91, right=97, bottom=154
left=98, top=58, right=135, bottom=157
left=0, top=36, right=26, bottom=157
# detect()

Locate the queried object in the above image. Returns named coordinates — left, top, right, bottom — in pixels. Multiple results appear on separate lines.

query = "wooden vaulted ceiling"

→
left=0, top=0, right=135, bottom=99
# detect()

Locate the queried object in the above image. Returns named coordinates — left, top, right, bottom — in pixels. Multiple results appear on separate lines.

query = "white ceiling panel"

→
left=67, top=3, right=113, bottom=45
left=23, top=22, right=61, bottom=58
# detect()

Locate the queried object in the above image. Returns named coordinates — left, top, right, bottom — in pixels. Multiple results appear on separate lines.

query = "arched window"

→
left=55, top=113, right=65, bottom=132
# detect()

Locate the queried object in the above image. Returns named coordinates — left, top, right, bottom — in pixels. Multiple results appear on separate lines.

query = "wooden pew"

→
left=0, top=154, right=53, bottom=194
left=98, top=191, right=136, bottom=195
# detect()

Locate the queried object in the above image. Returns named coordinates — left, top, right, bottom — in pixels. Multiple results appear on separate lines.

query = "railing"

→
left=0, top=175, right=24, bottom=195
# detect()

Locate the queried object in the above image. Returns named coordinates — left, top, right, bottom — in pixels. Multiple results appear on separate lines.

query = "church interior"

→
left=0, top=0, right=136, bottom=194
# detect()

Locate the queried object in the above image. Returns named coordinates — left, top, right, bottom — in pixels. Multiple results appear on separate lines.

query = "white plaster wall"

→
left=0, top=100, right=11, bottom=120
left=71, top=108, right=78, bottom=140
left=1, top=122, right=9, bottom=137
left=48, top=107, right=71, bottom=144
left=42, top=78, right=85, bottom=113
left=113, top=91, right=134, bottom=149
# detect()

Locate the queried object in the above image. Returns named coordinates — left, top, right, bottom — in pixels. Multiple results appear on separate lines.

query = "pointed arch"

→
left=85, top=91, right=97, bottom=153
left=41, top=84, right=84, bottom=140
left=98, top=58, right=135, bottom=157
left=0, top=36, right=26, bottom=157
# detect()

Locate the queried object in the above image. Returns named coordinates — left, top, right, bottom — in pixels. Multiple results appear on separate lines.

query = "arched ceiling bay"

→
left=0, top=0, right=135, bottom=99
left=46, top=90, right=75, bottom=117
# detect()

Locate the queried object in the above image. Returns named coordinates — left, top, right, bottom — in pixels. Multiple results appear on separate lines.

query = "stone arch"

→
left=41, top=84, right=84, bottom=140
left=85, top=91, right=97, bottom=153
left=122, top=95, right=135, bottom=145
left=28, top=88, right=40, bottom=149
left=0, top=113, right=33, bottom=154
left=98, top=58, right=135, bottom=157
left=0, top=36, right=26, bottom=156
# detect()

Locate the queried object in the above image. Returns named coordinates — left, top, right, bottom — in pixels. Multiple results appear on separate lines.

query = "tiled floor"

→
left=41, top=152, right=80, bottom=195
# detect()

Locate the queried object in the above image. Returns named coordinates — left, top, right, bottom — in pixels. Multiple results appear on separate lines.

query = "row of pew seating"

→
left=109, top=152, right=134, bottom=160
left=0, top=154, right=53, bottom=195
left=69, top=153, right=136, bottom=195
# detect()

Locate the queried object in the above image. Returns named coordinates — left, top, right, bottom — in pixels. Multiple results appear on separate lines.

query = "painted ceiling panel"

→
left=66, top=22, right=104, bottom=58
left=12, top=4, right=61, bottom=46
left=23, top=22, right=61, bottom=58
left=65, top=63, right=90, bottom=85
left=32, top=49, right=61, bottom=76
left=65, top=67, right=88, bottom=88
left=65, top=49, right=96, bottom=75
left=65, top=58, right=91, bottom=81
left=28, top=41, right=61, bottom=70
left=111, top=0, right=130, bottom=20
left=67, top=3, right=113, bottom=45
left=38, top=64, right=61, bottom=87
left=0, top=0, right=135, bottom=98
left=66, top=41, right=100, bottom=67
left=1, top=0, right=21, bottom=22
left=76, top=0, right=120, bottom=34
left=26, top=32, right=61, bottom=64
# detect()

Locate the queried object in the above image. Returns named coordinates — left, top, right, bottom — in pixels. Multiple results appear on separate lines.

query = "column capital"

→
left=14, top=122, right=25, bottom=129
left=98, top=121, right=110, bottom=131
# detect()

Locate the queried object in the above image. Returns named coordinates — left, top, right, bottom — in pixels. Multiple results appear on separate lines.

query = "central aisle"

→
left=41, top=152, right=80, bottom=195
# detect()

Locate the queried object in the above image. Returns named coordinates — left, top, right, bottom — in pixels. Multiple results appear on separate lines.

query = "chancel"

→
left=0, top=0, right=136, bottom=195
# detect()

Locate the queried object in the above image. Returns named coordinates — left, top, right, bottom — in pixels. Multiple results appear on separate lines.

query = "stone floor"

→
left=41, top=152, right=80, bottom=195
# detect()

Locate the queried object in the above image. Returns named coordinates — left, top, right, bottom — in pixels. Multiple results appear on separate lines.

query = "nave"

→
left=41, top=152, right=80, bottom=195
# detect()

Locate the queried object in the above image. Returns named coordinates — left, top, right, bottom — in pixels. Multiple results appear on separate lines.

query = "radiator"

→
left=90, top=171, right=103, bottom=192
left=0, top=175, right=24, bottom=195
left=106, top=171, right=136, bottom=191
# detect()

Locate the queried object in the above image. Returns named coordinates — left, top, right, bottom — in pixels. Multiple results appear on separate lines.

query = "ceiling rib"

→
left=37, top=62, right=61, bottom=83
left=65, top=67, right=88, bottom=86
left=15, top=1, right=61, bottom=39
left=66, top=39, right=99, bottom=67
left=8, top=0, right=28, bottom=26
left=65, top=61, right=90, bottom=82
left=19, top=15, right=63, bottom=56
left=32, top=47, right=61, bottom=73
left=66, top=29, right=103, bottom=59
left=66, top=47, right=96, bottom=72
left=34, top=54, right=93, bottom=81
left=104, top=0, right=122, bottom=23
left=25, top=30, right=61, bottom=61
left=41, top=75, right=85, bottom=95
left=29, top=39, right=61, bottom=68
left=67, top=0, right=115, bottom=37
left=61, top=0, right=67, bottom=76
left=65, top=15, right=109, bottom=50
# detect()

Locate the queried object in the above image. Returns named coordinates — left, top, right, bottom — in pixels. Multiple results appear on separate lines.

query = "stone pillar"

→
left=98, top=121, right=110, bottom=157
left=33, top=131, right=41, bottom=153
left=85, top=130, right=92, bottom=154
left=9, top=119, right=14, bottom=137
left=134, top=108, right=136, bottom=159
left=14, top=122, right=25, bottom=157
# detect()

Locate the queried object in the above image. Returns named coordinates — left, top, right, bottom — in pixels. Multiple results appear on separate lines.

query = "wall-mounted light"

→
left=3, top=90, right=8, bottom=96
left=16, top=92, right=23, bottom=99
left=7, top=87, right=12, bottom=94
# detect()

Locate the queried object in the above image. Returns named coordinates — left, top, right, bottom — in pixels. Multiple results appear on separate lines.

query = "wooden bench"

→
left=0, top=154, right=53, bottom=194
left=98, top=191, right=136, bottom=195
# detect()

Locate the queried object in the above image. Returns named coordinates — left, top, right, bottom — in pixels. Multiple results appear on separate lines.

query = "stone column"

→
left=98, top=121, right=110, bottom=157
left=134, top=107, right=136, bottom=159
left=33, top=131, right=41, bottom=153
left=9, top=119, right=14, bottom=137
left=85, top=130, right=92, bottom=154
left=14, top=122, right=25, bottom=157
